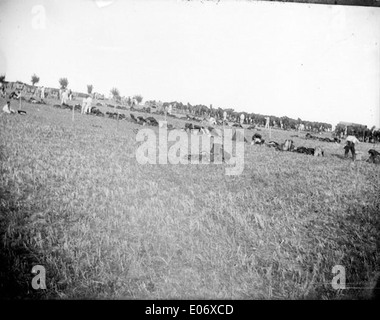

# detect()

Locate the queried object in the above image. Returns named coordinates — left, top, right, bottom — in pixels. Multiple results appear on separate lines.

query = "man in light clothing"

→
left=240, top=113, right=245, bottom=125
left=81, top=94, right=93, bottom=114
left=209, top=116, right=216, bottom=125
left=223, top=111, right=227, bottom=122
left=40, top=86, right=45, bottom=100
left=344, top=135, right=360, bottom=160
left=61, top=89, right=69, bottom=105
left=265, top=116, right=270, bottom=129
left=2, top=101, right=15, bottom=114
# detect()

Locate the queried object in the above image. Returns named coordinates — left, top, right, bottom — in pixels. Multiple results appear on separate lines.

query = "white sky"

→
left=0, top=0, right=379, bottom=127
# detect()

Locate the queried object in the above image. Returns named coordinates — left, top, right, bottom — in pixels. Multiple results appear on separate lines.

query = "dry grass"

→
left=0, top=97, right=379, bottom=299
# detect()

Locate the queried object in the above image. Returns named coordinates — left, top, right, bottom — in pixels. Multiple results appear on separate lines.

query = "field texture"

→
left=0, top=97, right=379, bottom=299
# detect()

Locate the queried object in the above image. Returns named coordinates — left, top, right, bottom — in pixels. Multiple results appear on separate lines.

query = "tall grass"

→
left=0, top=98, right=379, bottom=299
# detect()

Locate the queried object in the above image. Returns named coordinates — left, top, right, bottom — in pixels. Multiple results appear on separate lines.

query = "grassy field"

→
left=0, top=97, right=379, bottom=299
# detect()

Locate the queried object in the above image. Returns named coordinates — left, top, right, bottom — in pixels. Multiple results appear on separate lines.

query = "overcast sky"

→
left=0, top=0, right=379, bottom=127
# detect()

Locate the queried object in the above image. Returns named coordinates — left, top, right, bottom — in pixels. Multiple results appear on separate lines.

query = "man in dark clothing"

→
left=344, top=142, right=355, bottom=159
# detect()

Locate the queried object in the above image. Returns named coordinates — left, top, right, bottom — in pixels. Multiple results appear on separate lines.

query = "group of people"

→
left=81, top=94, right=93, bottom=114
left=164, top=104, right=173, bottom=116
left=1, top=82, right=19, bottom=113
left=59, top=88, right=73, bottom=105
left=1, top=83, right=93, bottom=116
left=1, top=82, right=46, bottom=101
left=0, top=83, right=371, bottom=163
left=56, top=87, right=93, bottom=114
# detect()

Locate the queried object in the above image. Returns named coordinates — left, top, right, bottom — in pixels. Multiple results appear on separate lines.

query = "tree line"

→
left=2, top=73, right=379, bottom=139
left=144, top=99, right=333, bottom=132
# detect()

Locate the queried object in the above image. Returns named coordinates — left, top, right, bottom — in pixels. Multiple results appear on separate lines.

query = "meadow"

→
left=0, top=97, right=379, bottom=299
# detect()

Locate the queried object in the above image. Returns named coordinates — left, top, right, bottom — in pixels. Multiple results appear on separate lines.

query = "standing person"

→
left=240, top=113, right=245, bottom=126
left=0, top=82, right=6, bottom=98
left=344, top=135, right=360, bottom=160
left=40, top=86, right=45, bottom=100
left=86, top=94, right=93, bottom=113
left=223, top=111, right=227, bottom=122
left=167, top=104, right=172, bottom=116
left=61, top=89, right=69, bottom=105
left=60, top=89, right=65, bottom=105
left=81, top=94, right=93, bottom=114
left=265, top=116, right=270, bottom=129
left=164, top=104, right=168, bottom=118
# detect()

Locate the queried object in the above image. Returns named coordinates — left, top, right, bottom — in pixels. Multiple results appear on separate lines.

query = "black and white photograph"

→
left=0, top=0, right=379, bottom=304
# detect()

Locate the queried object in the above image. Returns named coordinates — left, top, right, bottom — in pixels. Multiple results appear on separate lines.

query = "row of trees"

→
left=6, top=73, right=377, bottom=135
left=31, top=73, right=70, bottom=90
left=144, top=100, right=332, bottom=132
left=11, top=73, right=123, bottom=101
left=30, top=74, right=69, bottom=89
left=335, top=123, right=380, bottom=142
left=108, top=87, right=143, bottom=105
left=22, top=74, right=142, bottom=103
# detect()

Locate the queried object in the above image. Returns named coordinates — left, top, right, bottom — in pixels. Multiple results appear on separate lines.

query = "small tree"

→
left=59, top=77, right=69, bottom=89
left=31, top=74, right=40, bottom=86
left=0, top=74, right=5, bottom=83
left=110, top=87, right=120, bottom=101
left=87, top=84, right=93, bottom=94
left=133, top=95, right=143, bottom=104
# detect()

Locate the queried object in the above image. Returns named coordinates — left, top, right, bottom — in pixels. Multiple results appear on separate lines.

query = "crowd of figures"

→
left=142, top=100, right=380, bottom=142
left=305, top=132, right=341, bottom=143
left=334, top=123, right=380, bottom=143
left=2, top=87, right=380, bottom=165
left=144, top=100, right=334, bottom=133
left=1, top=79, right=379, bottom=146
left=263, top=136, right=379, bottom=163
left=0, top=80, right=106, bottom=103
